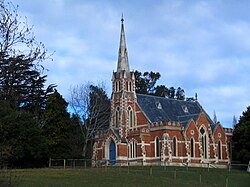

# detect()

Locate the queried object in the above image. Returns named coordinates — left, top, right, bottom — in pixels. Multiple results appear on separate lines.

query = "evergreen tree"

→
left=154, top=85, right=170, bottom=97
left=233, top=106, right=250, bottom=163
left=0, top=100, right=48, bottom=168
left=134, top=70, right=186, bottom=100
left=0, top=1, right=56, bottom=167
left=69, top=114, right=85, bottom=158
left=176, top=87, right=185, bottom=100
left=0, top=55, right=54, bottom=116
left=0, top=1, right=54, bottom=122
left=134, top=70, right=161, bottom=94
left=43, top=90, right=72, bottom=159
left=169, top=87, right=175, bottom=99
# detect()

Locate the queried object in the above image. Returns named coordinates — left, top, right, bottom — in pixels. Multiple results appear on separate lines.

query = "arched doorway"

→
left=109, top=139, right=116, bottom=164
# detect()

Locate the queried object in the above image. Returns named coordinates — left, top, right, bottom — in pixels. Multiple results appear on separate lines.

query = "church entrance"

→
left=109, top=139, right=116, bottom=164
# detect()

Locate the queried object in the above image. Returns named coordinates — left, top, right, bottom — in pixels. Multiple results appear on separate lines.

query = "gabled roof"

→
left=136, top=94, right=215, bottom=128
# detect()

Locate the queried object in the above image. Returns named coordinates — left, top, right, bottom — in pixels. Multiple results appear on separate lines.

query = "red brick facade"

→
left=93, top=18, right=232, bottom=167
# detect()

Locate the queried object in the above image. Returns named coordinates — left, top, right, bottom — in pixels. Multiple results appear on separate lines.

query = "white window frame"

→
left=128, top=106, right=133, bottom=128
left=129, top=140, right=137, bottom=158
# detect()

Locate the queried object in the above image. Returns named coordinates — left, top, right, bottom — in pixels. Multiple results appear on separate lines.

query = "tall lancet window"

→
left=116, top=107, right=120, bottom=128
left=190, top=138, right=195, bottom=158
left=155, top=137, right=160, bottom=157
left=130, top=140, right=137, bottom=158
left=126, top=81, right=132, bottom=92
left=115, top=81, right=120, bottom=92
left=173, top=137, right=177, bottom=156
left=200, top=127, right=208, bottom=159
left=128, top=106, right=133, bottom=128
left=218, top=140, right=222, bottom=160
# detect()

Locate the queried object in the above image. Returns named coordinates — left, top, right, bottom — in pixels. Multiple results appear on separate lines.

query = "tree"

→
left=70, top=83, right=110, bottom=158
left=169, top=87, right=175, bottom=99
left=233, top=106, right=250, bottom=163
left=0, top=100, right=48, bottom=168
left=0, top=1, right=54, bottom=121
left=0, top=55, right=55, bottom=118
left=0, top=1, right=47, bottom=59
left=43, top=90, right=72, bottom=159
left=134, top=70, right=186, bottom=100
left=134, top=70, right=161, bottom=94
left=69, top=114, right=85, bottom=158
left=154, top=85, right=169, bottom=97
left=176, top=87, right=185, bottom=100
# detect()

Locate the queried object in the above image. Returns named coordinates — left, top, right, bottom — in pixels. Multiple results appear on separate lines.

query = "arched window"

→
left=129, top=81, right=132, bottom=91
left=173, top=137, right=177, bottom=156
left=119, top=81, right=121, bottom=91
left=126, top=81, right=132, bottom=92
left=155, top=137, right=160, bottom=157
left=116, top=107, right=120, bottom=128
left=115, top=81, right=118, bottom=92
left=115, top=81, right=120, bottom=92
left=128, top=107, right=133, bottom=128
left=102, top=146, right=105, bottom=159
left=218, top=140, right=222, bottom=160
left=130, top=140, right=137, bottom=158
left=190, top=138, right=195, bottom=158
left=109, top=139, right=116, bottom=164
left=200, top=127, right=207, bottom=159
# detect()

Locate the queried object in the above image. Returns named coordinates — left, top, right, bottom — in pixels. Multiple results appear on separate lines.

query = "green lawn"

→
left=1, top=166, right=250, bottom=187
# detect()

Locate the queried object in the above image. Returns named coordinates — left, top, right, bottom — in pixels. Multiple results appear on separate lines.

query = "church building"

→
left=93, top=18, right=232, bottom=167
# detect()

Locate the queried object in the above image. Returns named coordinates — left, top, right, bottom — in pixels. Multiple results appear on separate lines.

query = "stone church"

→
left=93, top=18, right=232, bottom=167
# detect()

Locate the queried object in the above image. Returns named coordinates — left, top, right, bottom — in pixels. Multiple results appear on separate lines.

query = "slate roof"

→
left=136, top=94, right=215, bottom=128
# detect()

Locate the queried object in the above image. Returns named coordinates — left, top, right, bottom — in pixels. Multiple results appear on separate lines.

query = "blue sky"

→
left=10, top=0, right=250, bottom=127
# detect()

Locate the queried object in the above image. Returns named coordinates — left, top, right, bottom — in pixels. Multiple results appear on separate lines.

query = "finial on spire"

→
left=121, top=13, right=124, bottom=23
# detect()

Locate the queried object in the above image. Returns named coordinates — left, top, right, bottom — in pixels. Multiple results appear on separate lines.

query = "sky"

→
left=9, top=0, right=250, bottom=128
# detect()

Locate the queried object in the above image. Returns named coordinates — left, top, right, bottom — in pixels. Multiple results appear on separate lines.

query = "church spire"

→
left=117, top=15, right=130, bottom=73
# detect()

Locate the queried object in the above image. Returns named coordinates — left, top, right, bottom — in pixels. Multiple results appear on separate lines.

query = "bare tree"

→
left=0, top=1, right=50, bottom=64
left=69, top=82, right=110, bottom=158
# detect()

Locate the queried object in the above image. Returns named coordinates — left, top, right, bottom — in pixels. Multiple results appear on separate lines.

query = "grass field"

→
left=1, top=166, right=250, bottom=187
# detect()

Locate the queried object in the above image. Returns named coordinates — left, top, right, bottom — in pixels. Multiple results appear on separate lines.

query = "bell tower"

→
left=111, top=16, right=136, bottom=139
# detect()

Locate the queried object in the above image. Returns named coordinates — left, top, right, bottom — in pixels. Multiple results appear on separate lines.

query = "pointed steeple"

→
left=117, top=15, right=130, bottom=73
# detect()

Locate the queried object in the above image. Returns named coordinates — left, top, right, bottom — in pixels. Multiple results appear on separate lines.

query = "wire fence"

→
left=48, top=158, right=249, bottom=172
left=49, top=159, right=92, bottom=169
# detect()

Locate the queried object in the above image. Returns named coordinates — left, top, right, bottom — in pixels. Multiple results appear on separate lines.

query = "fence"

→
left=49, top=159, right=92, bottom=169
left=48, top=158, right=248, bottom=172
left=93, top=162, right=248, bottom=187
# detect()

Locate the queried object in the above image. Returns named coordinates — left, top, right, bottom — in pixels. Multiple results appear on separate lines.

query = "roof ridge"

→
left=136, top=93, right=197, bottom=104
left=177, top=113, right=200, bottom=118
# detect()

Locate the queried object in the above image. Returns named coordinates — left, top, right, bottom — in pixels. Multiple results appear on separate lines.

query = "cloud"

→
left=10, top=0, right=250, bottom=127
